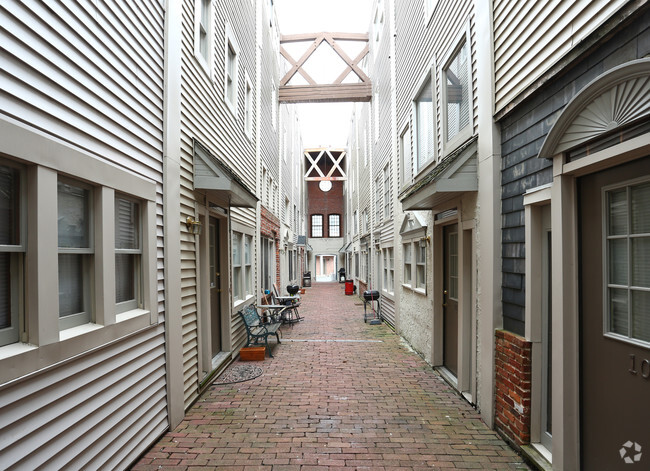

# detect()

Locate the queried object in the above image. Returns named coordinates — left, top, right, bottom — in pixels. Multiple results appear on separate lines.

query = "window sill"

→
left=414, top=287, right=427, bottom=296
left=60, top=323, right=103, bottom=341
left=0, top=342, right=38, bottom=361
left=116, top=308, right=149, bottom=324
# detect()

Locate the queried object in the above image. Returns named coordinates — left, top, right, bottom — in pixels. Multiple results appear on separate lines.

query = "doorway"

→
left=579, top=157, right=649, bottom=469
left=443, top=224, right=459, bottom=378
left=209, top=216, right=222, bottom=358
left=315, top=254, right=336, bottom=282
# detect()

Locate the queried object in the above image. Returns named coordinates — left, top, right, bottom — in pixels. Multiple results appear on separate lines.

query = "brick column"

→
left=494, top=329, right=532, bottom=446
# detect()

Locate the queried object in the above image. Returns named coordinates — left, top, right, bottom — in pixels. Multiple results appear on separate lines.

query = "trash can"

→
left=338, top=267, right=346, bottom=283
left=345, top=280, right=354, bottom=295
left=302, top=271, right=311, bottom=288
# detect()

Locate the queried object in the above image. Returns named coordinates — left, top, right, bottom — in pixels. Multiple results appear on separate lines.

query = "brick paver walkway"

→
left=133, top=282, right=530, bottom=470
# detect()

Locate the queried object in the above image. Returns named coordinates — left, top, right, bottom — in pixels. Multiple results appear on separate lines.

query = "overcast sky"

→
left=274, top=0, right=373, bottom=148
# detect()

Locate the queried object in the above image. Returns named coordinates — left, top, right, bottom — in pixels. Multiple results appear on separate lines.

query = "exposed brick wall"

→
left=307, top=181, right=344, bottom=238
left=495, top=329, right=532, bottom=446
left=261, top=205, right=281, bottom=286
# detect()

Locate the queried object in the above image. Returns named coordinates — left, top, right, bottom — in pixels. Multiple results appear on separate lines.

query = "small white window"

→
left=244, top=73, right=253, bottom=137
left=244, top=235, right=252, bottom=296
left=224, top=25, right=239, bottom=114
left=194, top=0, right=212, bottom=71
left=232, top=232, right=242, bottom=301
left=373, top=0, right=384, bottom=48
left=383, top=164, right=390, bottom=219
left=311, top=214, right=323, bottom=238
left=115, top=194, right=141, bottom=313
left=58, top=179, right=93, bottom=330
left=0, top=161, right=23, bottom=346
left=414, top=72, right=435, bottom=171
left=375, top=176, right=382, bottom=223
left=329, top=214, right=341, bottom=238
left=443, top=36, right=471, bottom=152
left=400, top=126, right=412, bottom=188
left=416, top=243, right=426, bottom=290
left=403, top=243, right=412, bottom=286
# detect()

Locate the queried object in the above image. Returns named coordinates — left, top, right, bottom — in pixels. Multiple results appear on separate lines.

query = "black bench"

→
left=238, top=304, right=282, bottom=357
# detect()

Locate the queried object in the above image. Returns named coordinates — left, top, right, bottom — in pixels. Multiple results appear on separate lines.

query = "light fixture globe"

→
left=319, top=180, right=332, bottom=192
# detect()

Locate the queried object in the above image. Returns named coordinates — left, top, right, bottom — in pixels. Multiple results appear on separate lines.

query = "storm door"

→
left=579, top=157, right=649, bottom=469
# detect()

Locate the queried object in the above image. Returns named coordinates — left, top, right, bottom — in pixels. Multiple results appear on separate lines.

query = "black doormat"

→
left=213, top=364, right=263, bottom=385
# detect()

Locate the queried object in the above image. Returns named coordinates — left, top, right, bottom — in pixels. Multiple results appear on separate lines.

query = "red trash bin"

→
left=345, top=280, right=354, bottom=295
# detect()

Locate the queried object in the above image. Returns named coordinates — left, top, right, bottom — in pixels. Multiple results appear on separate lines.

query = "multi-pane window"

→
left=355, top=252, right=360, bottom=278
left=400, top=127, right=412, bottom=188
left=606, top=182, right=650, bottom=343
left=444, top=39, right=470, bottom=145
left=416, top=243, right=426, bottom=290
left=403, top=243, right=412, bottom=286
left=329, top=214, right=341, bottom=237
left=244, top=76, right=253, bottom=136
left=0, top=162, right=22, bottom=346
left=244, top=235, right=252, bottom=296
left=225, top=40, right=237, bottom=108
left=382, top=247, right=394, bottom=294
left=261, top=236, right=274, bottom=292
left=198, top=0, right=211, bottom=63
left=58, top=179, right=93, bottom=329
left=383, top=164, right=390, bottom=219
left=311, top=214, right=323, bottom=238
left=232, top=232, right=242, bottom=300
left=415, top=75, right=434, bottom=170
left=363, top=209, right=368, bottom=234
left=373, top=0, right=384, bottom=47
left=115, top=195, right=141, bottom=313
left=353, top=210, right=358, bottom=235
left=375, top=176, right=382, bottom=223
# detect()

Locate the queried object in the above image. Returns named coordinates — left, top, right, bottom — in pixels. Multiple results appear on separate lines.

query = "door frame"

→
left=538, top=59, right=650, bottom=470
left=197, top=204, right=231, bottom=383
left=432, top=210, right=477, bottom=403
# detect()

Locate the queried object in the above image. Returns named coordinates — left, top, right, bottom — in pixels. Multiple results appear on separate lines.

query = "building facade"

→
left=0, top=1, right=167, bottom=468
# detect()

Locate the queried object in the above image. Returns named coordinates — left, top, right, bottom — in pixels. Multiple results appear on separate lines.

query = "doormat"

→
left=213, top=364, right=263, bottom=385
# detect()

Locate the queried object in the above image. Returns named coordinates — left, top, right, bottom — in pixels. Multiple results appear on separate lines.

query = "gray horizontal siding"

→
left=499, top=8, right=650, bottom=335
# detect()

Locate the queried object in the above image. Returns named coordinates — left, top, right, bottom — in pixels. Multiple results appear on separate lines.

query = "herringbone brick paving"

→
left=133, top=282, right=530, bottom=470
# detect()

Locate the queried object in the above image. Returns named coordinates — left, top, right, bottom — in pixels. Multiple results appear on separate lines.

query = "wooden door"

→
left=443, top=224, right=459, bottom=377
left=579, top=157, right=650, bottom=469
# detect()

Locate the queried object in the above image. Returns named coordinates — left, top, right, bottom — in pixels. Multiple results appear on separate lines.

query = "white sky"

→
left=274, top=0, right=373, bottom=148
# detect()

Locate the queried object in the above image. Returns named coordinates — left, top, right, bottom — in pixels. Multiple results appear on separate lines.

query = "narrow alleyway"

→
left=133, top=283, right=530, bottom=470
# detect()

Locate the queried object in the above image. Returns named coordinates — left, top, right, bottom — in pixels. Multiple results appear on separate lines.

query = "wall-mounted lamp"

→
left=186, top=216, right=202, bottom=235
left=419, top=236, right=430, bottom=248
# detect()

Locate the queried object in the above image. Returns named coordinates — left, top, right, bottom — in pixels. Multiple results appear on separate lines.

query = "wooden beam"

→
left=279, top=83, right=372, bottom=103
left=281, top=32, right=369, bottom=43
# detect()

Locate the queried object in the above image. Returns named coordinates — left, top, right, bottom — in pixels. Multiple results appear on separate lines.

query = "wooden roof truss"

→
left=304, top=149, right=347, bottom=181
left=279, top=33, right=372, bottom=103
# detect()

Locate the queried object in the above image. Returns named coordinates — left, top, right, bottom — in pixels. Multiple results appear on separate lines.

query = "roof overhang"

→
left=193, top=139, right=258, bottom=208
left=400, top=136, right=478, bottom=211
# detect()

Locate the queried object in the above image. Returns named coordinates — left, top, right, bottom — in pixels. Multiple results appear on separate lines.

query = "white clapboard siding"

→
left=178, top=0, right=258, bottom=408
left=0, top=0, right=167, bottom=468
left=381, top=296, right=397, bottom=328
left=493, top=0, right=626, bottom=113
left=0, top=327, right=167, bottom=470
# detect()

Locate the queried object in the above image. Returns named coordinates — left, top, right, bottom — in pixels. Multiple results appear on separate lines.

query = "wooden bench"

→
left=238, top=304, right=281, bottom=358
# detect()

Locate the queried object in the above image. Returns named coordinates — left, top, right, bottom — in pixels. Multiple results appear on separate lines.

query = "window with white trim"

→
left=58, top=179, right=93, bottom=330
left=400, top=126, right=412, bottom=188
left=372, top=0, right=384, bottom=49
left=195, top=0, right=212, bottom=70
left=115, top=194, right=141, bottom=313
left=414, top=72, right=435, bottom=171
left=244, top=73, right=253, bottom=137
left=403, top=243, right=412, bottom=286
left=382, top=247, right=394, bottom=294
left=232, top=232, right=242, bottom=301
left=311, top=214, right=323, bottom=238
left=605, top=181, right=650, bottom=343
left=0, top=162, right=23, bottom=346
left=443, top=37, right=471, bottom=151
left=375, top=176, right=382, bottom=223
left=383, top=164, right=390, bottom=219
left=244, top=234, right=252, bottom=296
left=224, top=26, right=239, bottom=113
left=353, top=210, right=358, bottom=235
left=416, top=243, right=426, bottom=290
left=329, top=214, right=341, bottom=238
